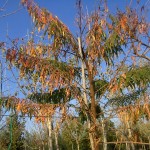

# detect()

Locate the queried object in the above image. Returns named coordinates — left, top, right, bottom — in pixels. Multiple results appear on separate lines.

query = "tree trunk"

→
left=126, top=142, right=130, bottom=150
left=78, top=37, right=96, bottom=150
left=88, top=72, right=99, bottom=150
left=54, top=131, right=59, bottom=150
left=127, top=121, right=135, bottom=150
left=47, top=117, right=53, bottom=150
left=102, top=118, right=107, bottom=150
left=76, top=140, right=80, bottom=150
left=71, top=143, right=74, bottom=150
left=88, top=122, right=95, bottom=150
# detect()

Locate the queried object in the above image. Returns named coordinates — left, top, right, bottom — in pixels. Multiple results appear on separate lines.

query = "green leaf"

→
left=94, top=79, right=109, bottom=99
left=123, top=64, right=150, bottom=89
left=108, top=88, right=146, bottom=107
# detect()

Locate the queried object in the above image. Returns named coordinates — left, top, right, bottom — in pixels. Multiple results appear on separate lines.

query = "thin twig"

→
left=0, top=7, right=22, bottom=18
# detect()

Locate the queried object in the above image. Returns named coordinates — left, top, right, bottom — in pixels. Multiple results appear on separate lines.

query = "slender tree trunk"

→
left=127, top=122, right=135, bottom=150
left=102, top=118, right=107, bottom=150
left=76, top=140, right=80, bottom=150
left=126, top=142, right=130, bottom=150
left=78, top=3, right=98, bottom=149
left=88, top=122, right=95, bottom=150
left=88, top=72, right=96, bottom=120
left=54, top=131, right=59, bottom=150
left=88, top=72, right=99, bottom=150
left=47, top=117, right=53, bottom=150
left=78, top=37, right=96, bottom=150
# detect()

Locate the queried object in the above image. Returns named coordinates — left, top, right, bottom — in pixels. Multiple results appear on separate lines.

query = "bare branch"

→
left=0, top=7, right=22, bottom=18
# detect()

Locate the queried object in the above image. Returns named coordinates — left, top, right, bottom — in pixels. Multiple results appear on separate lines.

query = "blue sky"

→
left=1, top=0, right=148, bottom=41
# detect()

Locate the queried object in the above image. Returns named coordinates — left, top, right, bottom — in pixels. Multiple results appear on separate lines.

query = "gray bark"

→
left=47, top=117, right=53, bottom=150
left=54, top=131, right=59, bottom=150
left=102, top=119, right=107, bottom=150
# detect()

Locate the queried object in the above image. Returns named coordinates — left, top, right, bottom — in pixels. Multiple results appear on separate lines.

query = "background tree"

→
left=0, top=112, right=25, bottom=150
left=24, top=123, right=49, bottom=150
left=61, top=117, right=90, bottom=150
